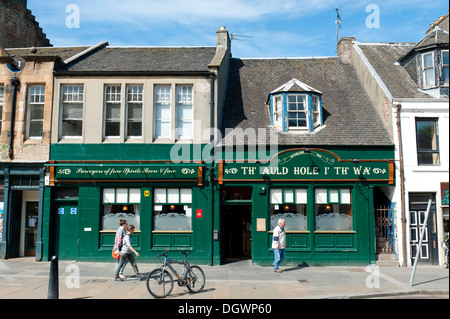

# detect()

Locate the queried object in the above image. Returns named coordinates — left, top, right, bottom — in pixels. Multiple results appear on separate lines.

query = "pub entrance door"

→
left=221, top=205, right=252, bottom=261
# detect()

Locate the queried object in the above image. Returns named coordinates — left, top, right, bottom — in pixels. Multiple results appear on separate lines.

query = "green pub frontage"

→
left=43, top=145, right=394, bottom=266
left=215, top=147, right=395, bottom=265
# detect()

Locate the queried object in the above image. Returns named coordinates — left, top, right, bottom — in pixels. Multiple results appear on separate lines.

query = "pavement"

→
left=0, top=257, right=448, bottom=300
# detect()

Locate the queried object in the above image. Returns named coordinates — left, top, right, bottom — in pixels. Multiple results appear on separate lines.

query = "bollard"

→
left=47, top=256, right=59, bottom=299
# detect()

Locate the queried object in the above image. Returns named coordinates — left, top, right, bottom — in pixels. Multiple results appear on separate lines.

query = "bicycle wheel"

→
left=146, top=268, right=173, bottom=298
left=186, top=265, right=205, bottom=293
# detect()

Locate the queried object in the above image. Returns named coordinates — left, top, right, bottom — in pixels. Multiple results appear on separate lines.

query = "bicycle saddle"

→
left=181, top=251, right=192, bottom=256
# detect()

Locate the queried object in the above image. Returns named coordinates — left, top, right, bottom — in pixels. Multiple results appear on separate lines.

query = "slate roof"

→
left=5, top=45, right=218, bottom=74
left=357, top=43, right=431, bottom=99
left=57, top=46, right=217, bottom=74
left=221, top=57, right=393, bottom=146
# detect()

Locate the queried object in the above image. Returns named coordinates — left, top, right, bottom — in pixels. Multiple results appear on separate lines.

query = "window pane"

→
left=167, top=189, right=180, bottom=203
left=341, top=189, right=351, bottom=204
left=102, top=204, right=140, bottom=231
left=295, top=189, right=307, bottom=204
left=270, top=189, right=282, bottom=204
left=316, top=189, right=327, bottom=204
left=180, top=189, right=192, bottom=203
left=103, top=189, right=115, bottom=204
left=423, top=53, right=433, bottom=67
left=129, top=189, right=141, bottom=203
left=105, top=122, right=120, bottom=137
left=154, top=205, right=191, bottom=231
left=416, top=120, right=437, bottom=150
left=284, top=190, right=294, bottom=203
left=329, top=189, right=339, bottom=203
left=116, top=188, right=128, bottom=203
left=154, top=188, right=167, bottom=203
left=62, top=120, right=82, bottom=136
left=270, top=204, right=307, bottom=231
left=424, top=68, right=435, bottom=86
left=29, top=121, right=43, bottom=137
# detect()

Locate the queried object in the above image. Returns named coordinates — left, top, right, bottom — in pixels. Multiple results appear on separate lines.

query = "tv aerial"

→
left=231, top=32, right=253, bottom=41
left=335, top=7, right=342, bottom=56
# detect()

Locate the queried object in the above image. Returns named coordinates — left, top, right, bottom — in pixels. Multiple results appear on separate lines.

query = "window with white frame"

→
left=287, top=94, right=308, bottom=129
left=312, top=95, right=321, bottom=128
left=153, top=188, right=192, bottom=231
left=176, top=85, right=193, bottom=139
left=154, top=85, right=171, bottom=138
left=442, top=50, right=449, bottom=86
left=273, top=95, right=282, bottom=128
left=270, top=189, right=308, bottom=231
left=0, top=86, right=4, bottom=132
left=61, top=85, right=84, bottom=138
left=27, top=85, right=45, bottom=138
left=126, top=85, right=143, bottom=138
left=102, top=188, right=141, bottom=231
left=315, top=188, right=352, bottom=231
left=104, top=85, right=121, bottom=138
left=422, top=52, right=435, bottom=87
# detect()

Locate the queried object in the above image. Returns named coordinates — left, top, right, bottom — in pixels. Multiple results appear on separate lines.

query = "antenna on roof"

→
left=231, top=32, right=253, bottom=42
left=335, top=7, right=342, bottom=56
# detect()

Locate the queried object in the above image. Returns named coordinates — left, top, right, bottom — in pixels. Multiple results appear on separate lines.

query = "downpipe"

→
left=8, top=77, right=20, bottom=160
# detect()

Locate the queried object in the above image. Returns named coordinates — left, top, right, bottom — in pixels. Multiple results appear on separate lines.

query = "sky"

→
left=28, top=0, right=449, bottom=58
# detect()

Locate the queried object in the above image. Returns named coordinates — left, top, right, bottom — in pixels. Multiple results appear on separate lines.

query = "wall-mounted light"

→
left=352, top=158, right=360, bottom=164
left=304, top=148, right=311, bottom=154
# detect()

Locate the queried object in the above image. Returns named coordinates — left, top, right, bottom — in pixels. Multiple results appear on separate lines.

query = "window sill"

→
left=314, top=231, right=355, bottom=234
left=152, top=230, right=193, bottom=234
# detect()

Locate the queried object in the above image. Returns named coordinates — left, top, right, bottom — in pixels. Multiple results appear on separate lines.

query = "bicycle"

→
left=146, top=250, right=206, bottom=298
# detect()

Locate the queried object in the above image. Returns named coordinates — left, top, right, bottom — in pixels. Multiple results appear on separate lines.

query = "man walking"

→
left=272, top=218, right=286, bottom=272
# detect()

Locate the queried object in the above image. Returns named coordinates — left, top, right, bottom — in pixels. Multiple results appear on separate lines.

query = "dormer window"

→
left=442, top=50, right=449, bottom=86
left=422, top=52, right=435, bottom=87
left=419, top=49, right=449, bottom=89
left=268, top=79, right=323, bottom=133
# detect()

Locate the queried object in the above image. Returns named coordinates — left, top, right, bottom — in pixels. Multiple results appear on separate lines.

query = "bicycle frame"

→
left=161, top=255, right=197, bottom=283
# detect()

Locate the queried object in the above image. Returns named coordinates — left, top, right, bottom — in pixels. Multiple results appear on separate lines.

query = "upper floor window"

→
left=287, top=94, right=308, bottom=129
left=61, top=85, right=84, bottom=138
left=104, top=85, right=121, bottom=138
left=176, top=85, right=193, bottom=139
left=442, top=50, right=449, bottom=86
left=0, top=86, right=4, bottom=132
left=269, top=79, right=323, bottom=133
left=154, top=85, right=171, bottom=138
left=27, top=85, right=45, bottom=138
left=126, top=85, right=143, bottom=138
left=422, top=52, right=435, bottom=87
left=416, top=118, right=440, bottom=166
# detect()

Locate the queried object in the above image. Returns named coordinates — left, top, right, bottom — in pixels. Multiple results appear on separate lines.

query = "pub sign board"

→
left=219, top=148, right=394, bottom=184
left=51, top=164, right=200, bottom=181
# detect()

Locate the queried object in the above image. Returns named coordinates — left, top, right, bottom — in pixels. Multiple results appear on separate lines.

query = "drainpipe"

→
left=209, top=73, right=216, bottom=265
left=396, top=103, right=407, bottom=267
left=8, top=77, right=20, bottom=160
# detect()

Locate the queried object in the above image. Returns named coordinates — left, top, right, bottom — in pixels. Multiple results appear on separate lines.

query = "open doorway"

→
left=221, top=205, right=252, bottom=262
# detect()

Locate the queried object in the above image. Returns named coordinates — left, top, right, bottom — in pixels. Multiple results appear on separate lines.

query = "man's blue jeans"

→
left=273, top=249, right=286, bottom=270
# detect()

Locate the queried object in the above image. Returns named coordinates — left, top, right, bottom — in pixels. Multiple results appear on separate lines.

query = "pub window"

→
left=153, top=188, right=192, bottom=231
left=102, top=188, right=141, bottom=231
left=315, top=188, right=352, bottom=231
left=270, top=189, right=307, bottom=231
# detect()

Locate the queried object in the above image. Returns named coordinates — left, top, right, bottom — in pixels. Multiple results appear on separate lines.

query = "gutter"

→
left=8, top=77, right=20, bottom=160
